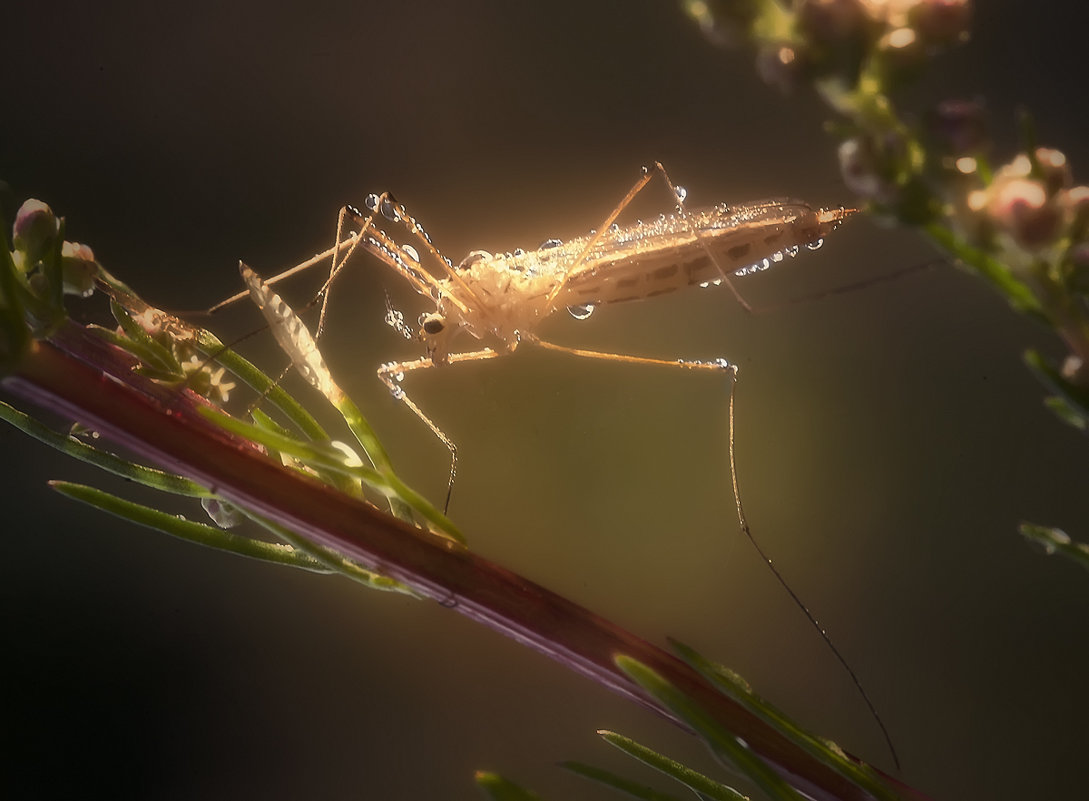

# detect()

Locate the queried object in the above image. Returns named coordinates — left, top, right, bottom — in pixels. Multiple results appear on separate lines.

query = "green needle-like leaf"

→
left=50, top=480, right=333, bottom=573
left=474, top=771, right=545, bottom=801
left=1020, top=523, right=1089, bottom=571
left=199, top=405, right=464, bottom=544
left=561, top=761, right=686, bottom=801
left=593, top=731, right=746, bottom=801
left=0, top=399, right=211, bottom=497
left=669, top=641, right=903, bottom=801
left=615, top=655, right=803, bottom=801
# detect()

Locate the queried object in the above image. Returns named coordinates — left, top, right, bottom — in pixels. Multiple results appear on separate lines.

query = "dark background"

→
left=3, top=3, right=1087, bottom=800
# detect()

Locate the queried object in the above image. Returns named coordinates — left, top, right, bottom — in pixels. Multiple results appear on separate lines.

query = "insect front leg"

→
left=377, top=348, right=503, bottom=513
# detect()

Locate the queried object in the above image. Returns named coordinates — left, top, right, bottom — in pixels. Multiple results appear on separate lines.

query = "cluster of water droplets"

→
left=361, top=192, right=450, bottom=270
left=675, top=356, right=736, bottom=373
left=699, top=237, right=824, bottom=285
left=379, top=361, right=407, bottom=399
left=383, top=304, right=415, bottom=341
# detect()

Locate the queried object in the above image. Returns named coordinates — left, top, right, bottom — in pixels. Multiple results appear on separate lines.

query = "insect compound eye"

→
left=420, top=314, right=445, bottom=335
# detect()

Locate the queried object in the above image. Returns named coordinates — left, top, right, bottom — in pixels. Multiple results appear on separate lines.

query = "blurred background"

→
left=2, top=2, right=1087, bottom=800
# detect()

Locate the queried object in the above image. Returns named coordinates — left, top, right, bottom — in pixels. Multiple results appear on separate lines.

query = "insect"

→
left=227, top=163, right=896, bottom=765
left=220, top=162, right=856, bottom=507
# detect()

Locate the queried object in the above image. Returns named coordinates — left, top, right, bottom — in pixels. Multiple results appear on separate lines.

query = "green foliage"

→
left=475, top=772, right=546, bottom=801
left=681, top=0, right=1089, bottom=575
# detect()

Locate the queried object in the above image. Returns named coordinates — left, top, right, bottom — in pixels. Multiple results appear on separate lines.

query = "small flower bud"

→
left=989, top=178, right=1062, bottom=249
left=60, top=241, right=98, bottom=297
left=1033, top=148, right=1072, bottom=195
left=12, top=199, right=59, bottom=267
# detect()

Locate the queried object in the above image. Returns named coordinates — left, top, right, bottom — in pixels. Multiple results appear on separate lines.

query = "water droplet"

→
left=771, top=251, right=784, bottom=262
left=567, top=303, right=595, bottom=320
left=364, top=193, right=380, bottom=212
left=401, top=244, right=420, bottom=263
left=538, top=237, right=563, bottom=250
left=785, top=245, right=800, bottom=257
left=675, top=185, right=688, bottom=203
left=699, top=281, right=711, bottom=289
left=609, top=222, right=620, bottom=233
left=806, top=238, right=824, bottom=251
left=380, top=199, right=400, bottom=221
left=390, top=385, right=405, bottom=400
left=513, top=247, right=525, bottom=256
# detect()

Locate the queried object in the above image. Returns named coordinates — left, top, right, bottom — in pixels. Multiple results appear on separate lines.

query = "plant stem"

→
left=1, top=324, right=929, bottom=801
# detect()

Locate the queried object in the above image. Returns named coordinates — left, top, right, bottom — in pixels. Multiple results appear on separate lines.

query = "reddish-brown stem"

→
left=3, top=324, right=930, bottom=801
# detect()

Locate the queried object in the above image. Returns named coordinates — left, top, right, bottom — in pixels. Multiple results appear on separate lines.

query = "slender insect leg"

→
left=527, top=335, right=738, bottom=377
left=365, top=196, right=488, bottom=310
left=377, top=348, right=504, bottom=513
left=207, top=232, right=360, bottom=314
left=542, top=166, right=656, bottom=312
left=526, top=333, right=899, bottom=768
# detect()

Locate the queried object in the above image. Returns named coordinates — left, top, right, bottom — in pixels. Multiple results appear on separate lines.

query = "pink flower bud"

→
left=989, top=178, right=1062, bottom=249
left=12, top=199, right=59, bottom=266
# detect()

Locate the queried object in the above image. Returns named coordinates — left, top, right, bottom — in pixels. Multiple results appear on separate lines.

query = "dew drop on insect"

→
left=609, top=222, right=620, bottom=233
left=699, top=281, right=711, bottom=289
left=806, top=237, right=824, bottom=251
left=567, top=303, right=595, bottom=320
left=513, top=247, right=525, bottom=256
left=364, top=193, right=380, bottom=213
left=771, top=250, right=785, bottom=262
left=380, top=200, right=400, bottom=222
left=401, top=244, right=420, bottom=263
left=785, top=244, right=800, bottom=257
left=675, top=185, right=688, bottom=204
left=538, top=237, right=563, bottom=250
